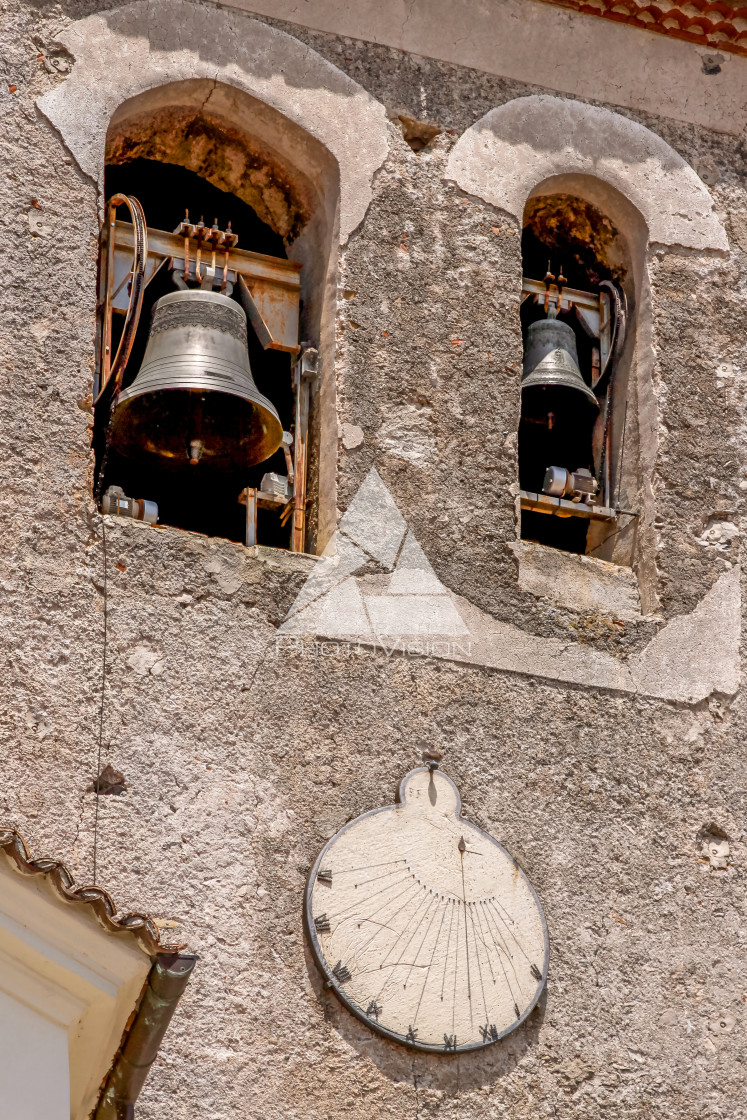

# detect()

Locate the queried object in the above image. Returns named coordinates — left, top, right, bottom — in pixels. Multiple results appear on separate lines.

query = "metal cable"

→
left=92, top=517, right=108, bottom=884
left=94, top=195, right=148, bottom=503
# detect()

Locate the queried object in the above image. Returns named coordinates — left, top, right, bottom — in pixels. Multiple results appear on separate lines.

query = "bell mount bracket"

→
left=108, top=217, right=301, bottom=356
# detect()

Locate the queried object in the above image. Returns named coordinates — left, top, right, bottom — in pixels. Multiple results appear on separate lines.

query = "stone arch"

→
left=444, top=95, right=728, bottom=252
left=37, top=0, right=390, bottom=552
left=37, top=0, right=389, bottom=246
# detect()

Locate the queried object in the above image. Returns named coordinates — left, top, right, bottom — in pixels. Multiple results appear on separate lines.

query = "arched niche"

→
left=446, top=97, right=729, bottom=617
left=99, top=79, right=344, bottom=551
left=518, top=174, right=656, bottom=602
left=37, top=0, right=391, bottom=552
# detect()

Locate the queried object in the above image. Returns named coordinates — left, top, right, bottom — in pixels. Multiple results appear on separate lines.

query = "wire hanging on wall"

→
left=92, top=517, right=108, bottom=884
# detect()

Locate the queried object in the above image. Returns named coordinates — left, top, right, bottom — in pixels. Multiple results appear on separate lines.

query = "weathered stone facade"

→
left=1, top=0, right=745, bottom=1117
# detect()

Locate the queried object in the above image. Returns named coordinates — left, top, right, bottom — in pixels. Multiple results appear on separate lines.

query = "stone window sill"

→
left=508, top=539, right=641, bottom=621
left=102, top=514, right=317, bottom=576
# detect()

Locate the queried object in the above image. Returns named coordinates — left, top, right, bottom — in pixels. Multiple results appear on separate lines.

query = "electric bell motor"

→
left=102, top=485, right=159, bottom=523
left=542, top=465, right=598, bottom=502
left=109, top=290, right=283, bottom=473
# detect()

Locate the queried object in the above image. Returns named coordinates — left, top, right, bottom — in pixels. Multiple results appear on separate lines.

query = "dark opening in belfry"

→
left=93, top=88, right=317, bottom=553
left=518, top=194, right=628, bottom=557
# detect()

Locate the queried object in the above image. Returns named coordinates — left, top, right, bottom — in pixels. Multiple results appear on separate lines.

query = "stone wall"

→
left=0, top=2, right=745, bottom=1118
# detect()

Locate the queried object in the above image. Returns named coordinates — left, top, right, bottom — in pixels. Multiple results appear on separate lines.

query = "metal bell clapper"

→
left=109, top=290, right=282, bottom=472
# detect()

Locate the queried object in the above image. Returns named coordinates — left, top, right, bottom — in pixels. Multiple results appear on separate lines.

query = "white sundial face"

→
left=305, top=767, right=548, bottom=1053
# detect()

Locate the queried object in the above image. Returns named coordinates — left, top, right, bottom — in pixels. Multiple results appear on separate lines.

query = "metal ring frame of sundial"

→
left=305, top=767, right=549, bottom=1053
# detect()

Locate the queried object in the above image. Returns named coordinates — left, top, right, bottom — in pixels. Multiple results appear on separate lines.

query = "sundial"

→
left=305, top=765, right=548, bottom=1052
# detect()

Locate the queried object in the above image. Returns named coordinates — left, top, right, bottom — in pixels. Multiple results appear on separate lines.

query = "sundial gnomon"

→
left=306, top=766, right=548, bottom=1052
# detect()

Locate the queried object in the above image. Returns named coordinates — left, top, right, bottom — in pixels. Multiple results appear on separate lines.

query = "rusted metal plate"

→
left=236, top=275, right=299, bottom=355
left=520, top=489, right=616, bottom=522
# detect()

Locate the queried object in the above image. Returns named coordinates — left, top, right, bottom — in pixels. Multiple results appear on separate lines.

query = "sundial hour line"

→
left=332, top=860, right=408, bottom=875
left=481, top=900, right=524, bottom=996
left=403, top=893, right=444, bottom=991
left=452, top=899, right=460, bottom=1035
left=369, top=893, right=440, bottom=1007
left=440, top=898, right=457, bottom=1003
left=411, top=897, right=450, bottom=1029
left=488, top=895, right=535, bottom=963
left=355, top=881, right=425, bottom=957
left=484, top=900, right=528, bottom=993
left=479, top=900, right=519, bottom=971
left=467, top=902, right=490, bottom=1025
left=323, top=871, right=415, bottom=923
left=356, top=878, right=424, bottom=941
left=478, top=901, right=522, bottom=1010
left=459, top=845, right=472, bottom=1009
left=351, top=866, right=418, bottom=890
left=473, top=901, right=497, bottom=987
left=376, top=891, right=437, bottom=978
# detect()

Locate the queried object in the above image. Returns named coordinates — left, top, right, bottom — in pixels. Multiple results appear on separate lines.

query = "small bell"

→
left=521, top=318, right=598, bottom=409
left=109, top=290, right=283, bottom=473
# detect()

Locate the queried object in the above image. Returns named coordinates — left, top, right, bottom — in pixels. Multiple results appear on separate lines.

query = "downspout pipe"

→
left=95, top=951, right=198, bottom=1119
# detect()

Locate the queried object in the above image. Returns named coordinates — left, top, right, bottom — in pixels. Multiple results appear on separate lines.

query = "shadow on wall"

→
left=303, top=946, right=547, bottom=1090
left=99, top=0, right=364, bottom=97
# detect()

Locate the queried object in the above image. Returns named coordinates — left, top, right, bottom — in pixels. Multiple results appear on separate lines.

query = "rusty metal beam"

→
left=115, top=221, right=300, bottom=289
left=114, top=221, right=301, bottom=353
left=520, top=490, right=617, bottom=522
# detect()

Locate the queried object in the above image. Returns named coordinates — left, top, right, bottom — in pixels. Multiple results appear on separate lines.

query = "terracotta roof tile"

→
left=532, top=0, right=747, bottom=56
left=0, top=827, right=183, bottom=957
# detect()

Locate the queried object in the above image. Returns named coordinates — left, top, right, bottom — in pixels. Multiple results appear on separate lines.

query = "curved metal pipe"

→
left=94, top=951, right=197, bottom=1120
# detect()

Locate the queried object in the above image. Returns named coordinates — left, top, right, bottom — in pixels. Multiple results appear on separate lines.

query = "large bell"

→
left=521, top=318, right=599, bottom=409
left=109, top=290, right=283, bottom=472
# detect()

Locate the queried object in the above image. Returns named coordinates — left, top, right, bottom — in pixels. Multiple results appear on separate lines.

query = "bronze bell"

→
left=109, top=290, right=283, bottom=472
left=521, top=318, right=599, bottom=409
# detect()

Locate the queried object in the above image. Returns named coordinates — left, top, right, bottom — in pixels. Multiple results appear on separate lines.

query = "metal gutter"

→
left=94, top=951, right=198, bottom=1120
